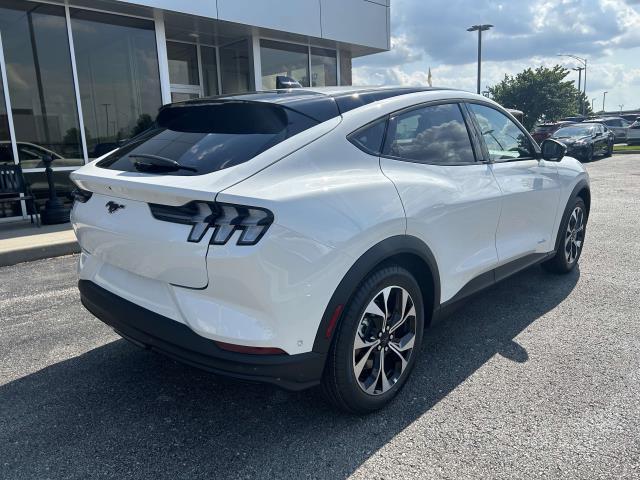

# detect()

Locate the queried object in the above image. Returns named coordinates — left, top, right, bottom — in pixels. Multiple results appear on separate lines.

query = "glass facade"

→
left=70, top=9, right=161, bottom=159
left=311, top=47, right=337, bottom=87
left=0, top=1, right=346, bottom=219
left=261, top=40, right=310, bottom=89
left=220, top=40, right=251, bottom=94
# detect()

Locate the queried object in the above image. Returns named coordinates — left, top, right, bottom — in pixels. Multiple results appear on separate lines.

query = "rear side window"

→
left=97, top=102, right=319, bottom=176
left=348, top=119, right=387, bottom=155
left=382, top=103, right=476, bottom=164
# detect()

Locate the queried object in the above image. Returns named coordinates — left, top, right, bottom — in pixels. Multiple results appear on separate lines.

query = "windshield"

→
left=97, top=102, right=319, bottom=176
left=554, top=125, right=594, bottom=137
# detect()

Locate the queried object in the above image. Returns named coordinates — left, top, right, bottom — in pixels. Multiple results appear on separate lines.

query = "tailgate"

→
left=72, top=192, right=210, bottom=288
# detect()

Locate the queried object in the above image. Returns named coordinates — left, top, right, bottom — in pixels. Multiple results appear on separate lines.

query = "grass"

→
left=613, top=144, right=640, bottom=152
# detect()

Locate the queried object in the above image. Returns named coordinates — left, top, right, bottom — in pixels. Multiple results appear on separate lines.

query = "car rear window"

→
left=96, top=101, right=319, bottom=176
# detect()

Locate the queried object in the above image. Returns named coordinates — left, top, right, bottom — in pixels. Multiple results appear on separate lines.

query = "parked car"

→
left=627, top=120, right=640, bottom=146
left=620, top=113, right=640, bottom=124
left=590, top=117, right=631, bottom=142
left=70, top=87, right=590, bottom=413
left=552, top=122, right=613, bottom=161
left=531, top=121, right=575, bottom=143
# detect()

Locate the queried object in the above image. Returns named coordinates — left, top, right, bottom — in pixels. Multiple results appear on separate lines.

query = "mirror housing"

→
left=540, top=139, right=567, bottom=162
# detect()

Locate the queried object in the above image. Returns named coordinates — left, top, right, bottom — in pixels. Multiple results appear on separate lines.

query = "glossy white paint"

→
left=491, top=159, right=562, bottom=262
left=380, top=160, right=502, bottom=303
left=71, top=88, right=589, bottom=355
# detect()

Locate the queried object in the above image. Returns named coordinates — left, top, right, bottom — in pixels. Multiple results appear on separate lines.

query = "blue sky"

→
left=353, top=0, right=640, bottom=112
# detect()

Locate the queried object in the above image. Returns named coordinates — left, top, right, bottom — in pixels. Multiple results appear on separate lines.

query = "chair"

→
left=0, top=164, right=40, bottom=227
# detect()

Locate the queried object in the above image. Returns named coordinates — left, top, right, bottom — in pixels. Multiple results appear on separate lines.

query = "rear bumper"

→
left=79, top=280, right=326, bottom=390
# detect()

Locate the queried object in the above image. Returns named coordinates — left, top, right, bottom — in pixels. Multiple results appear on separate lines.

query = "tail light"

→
left=149, top=201, right=273, bottom=245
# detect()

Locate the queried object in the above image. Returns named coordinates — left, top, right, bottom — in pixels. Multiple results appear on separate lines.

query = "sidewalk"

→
left=0, top=220, right=79, bottom=267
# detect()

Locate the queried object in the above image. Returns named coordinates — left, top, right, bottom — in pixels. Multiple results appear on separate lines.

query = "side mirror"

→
left=540, top=138, right=567, bottom=162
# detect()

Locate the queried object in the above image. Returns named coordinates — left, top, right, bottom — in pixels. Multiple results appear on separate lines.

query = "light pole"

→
left=467, top=24, right=493, bottom=94
left=619, top=104, right=624, bottom=114
left=602, top=91, right=608, bottom=112
left=558, top=54, right=587, bottom=115
left=572, top=66, right=584, bottom=114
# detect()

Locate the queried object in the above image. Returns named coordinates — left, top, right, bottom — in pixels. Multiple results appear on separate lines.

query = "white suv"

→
left=71, top=87, right=590, bottom=413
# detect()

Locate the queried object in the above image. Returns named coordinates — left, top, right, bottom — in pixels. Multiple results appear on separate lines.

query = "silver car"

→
left=591, top=117, right=630, bottom=143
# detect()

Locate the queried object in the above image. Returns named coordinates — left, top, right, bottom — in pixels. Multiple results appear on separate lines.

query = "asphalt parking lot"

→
left=1, top=154, right=639, bottom=479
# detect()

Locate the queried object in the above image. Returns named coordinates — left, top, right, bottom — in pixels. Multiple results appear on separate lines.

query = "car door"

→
left=595, top=125, right=607, bottom=154
left=378, top=101, right=502, bottom=304
left=466, top=102, right=562, bottom=264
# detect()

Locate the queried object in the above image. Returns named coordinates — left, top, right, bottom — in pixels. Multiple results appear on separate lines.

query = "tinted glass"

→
left=310, top=47, right=337, bottom=87
left=0, top=0, right=83, bottom=168
left=469, top=103, right=535, bottom=161
left=167, top=41, right=199, bottom=86
left=201, top=46, right=218, bottom=96
left=383, top=103, right=475, bottom=164
left=554, top=125, right=595, bottom=137
left=97, top=102, right=319, bottom=176
left=349, top=119, right=386, bottom=155
left=261, top=40, right=310, bottom=89
left=71, top=9, right=162, bottom=160
left=220, top=40, right=250, bottom=94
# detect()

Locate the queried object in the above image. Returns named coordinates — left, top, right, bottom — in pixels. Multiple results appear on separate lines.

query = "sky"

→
left=353, top=0, right=640, bottom=112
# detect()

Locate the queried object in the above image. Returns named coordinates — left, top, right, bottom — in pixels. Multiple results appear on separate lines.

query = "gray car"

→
left=590, top=117, right=630, bottom=143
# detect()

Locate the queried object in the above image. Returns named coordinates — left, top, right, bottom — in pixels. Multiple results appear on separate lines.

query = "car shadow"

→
left=0, top=265, right=579, bottom=479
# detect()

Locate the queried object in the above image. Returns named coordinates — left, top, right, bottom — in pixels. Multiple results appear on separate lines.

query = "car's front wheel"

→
left=322, top=266, right=424, bottom=413
left=542, top=197, right=587, bottom=274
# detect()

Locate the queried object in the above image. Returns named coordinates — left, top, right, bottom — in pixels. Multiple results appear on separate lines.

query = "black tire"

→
left=321, top=265, right=424, bottom=414
left=583, top=146, right=594, bottom=162
left=542, top=197, right=587, bottom=274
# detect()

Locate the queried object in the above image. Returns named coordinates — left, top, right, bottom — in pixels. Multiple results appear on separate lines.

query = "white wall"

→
left=118, top=0, right=390, bottom=51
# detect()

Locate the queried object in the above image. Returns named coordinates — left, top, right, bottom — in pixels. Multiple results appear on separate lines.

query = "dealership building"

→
left=0, top=0, right=390, bottom=219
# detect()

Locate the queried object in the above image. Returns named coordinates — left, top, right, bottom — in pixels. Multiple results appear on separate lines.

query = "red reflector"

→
left=325, top=304, right=344, bottom=339
left=215, top=341, right=286, bottom=355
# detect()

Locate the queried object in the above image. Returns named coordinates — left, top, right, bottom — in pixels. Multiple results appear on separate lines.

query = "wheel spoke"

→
left=354, top=334, right=379, bottom=351
left=354, top=343, right=378, bottom=378
left=391, top=331, right=415, bottom=352
left=364, top=352, right=382, bottom=394
left=364, top=301, right=385, bottom=319
left=390, top=305, right=416, bottom=333
left=388, top=343, right=408, bottom=370
left=379, top=352, right=391, bottom=392
left=380, top=287, right=392, bottom=330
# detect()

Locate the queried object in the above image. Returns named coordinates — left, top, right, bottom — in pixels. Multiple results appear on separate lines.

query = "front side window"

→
left=383, top=103, right=475, bottom=164
left=469, top=103, right=536, bottom=161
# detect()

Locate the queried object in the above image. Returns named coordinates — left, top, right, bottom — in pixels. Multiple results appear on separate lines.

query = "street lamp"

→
left=558, top=54, right=587, bottom=115
left=619, top=104, right=624, bottom=114
left=467, top=24, right=493, bottom=94
left=602, top=91, right=608, bottom=112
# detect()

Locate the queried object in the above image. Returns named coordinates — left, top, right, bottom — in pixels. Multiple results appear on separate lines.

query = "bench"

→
left=0, top=164, right=40, bottom=227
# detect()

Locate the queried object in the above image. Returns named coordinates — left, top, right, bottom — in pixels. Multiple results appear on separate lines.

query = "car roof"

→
left=170, top=86, right=460, bottom=123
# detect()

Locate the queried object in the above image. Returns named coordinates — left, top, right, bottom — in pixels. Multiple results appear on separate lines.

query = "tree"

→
left=486, top=65, right=593, bottom=130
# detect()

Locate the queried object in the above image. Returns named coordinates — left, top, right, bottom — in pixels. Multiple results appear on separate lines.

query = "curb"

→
left=0, top=240, right=80, bottom=268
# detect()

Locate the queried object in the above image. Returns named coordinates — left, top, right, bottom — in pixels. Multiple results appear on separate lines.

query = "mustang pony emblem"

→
left=105, top=201, right=125, bottom=214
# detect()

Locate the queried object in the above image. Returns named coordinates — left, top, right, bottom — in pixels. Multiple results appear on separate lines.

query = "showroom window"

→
left=0, top=0, right=84, bottom=205
left=166, top=41, right=219, bottom=101
left=220, top=40, right=251, bottom=94
left=261, top=40, right=310, bottom=89
left=70, top=9, right=162, bottom=159
left=310, top=47, right=337, bottom=87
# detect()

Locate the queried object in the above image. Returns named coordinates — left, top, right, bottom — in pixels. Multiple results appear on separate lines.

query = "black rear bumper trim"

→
left=79, top=280, right=325, bottom=390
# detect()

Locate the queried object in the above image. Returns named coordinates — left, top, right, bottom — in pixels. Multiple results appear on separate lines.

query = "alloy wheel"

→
left=565, top=206, right=585, bottom=264
left=352, top=286, right=417, bottom=395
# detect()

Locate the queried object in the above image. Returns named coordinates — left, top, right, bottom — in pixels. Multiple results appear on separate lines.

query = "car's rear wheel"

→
left=321, top=266, right=424, bottom=413
left=542, top=197, right=587, bottom=274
